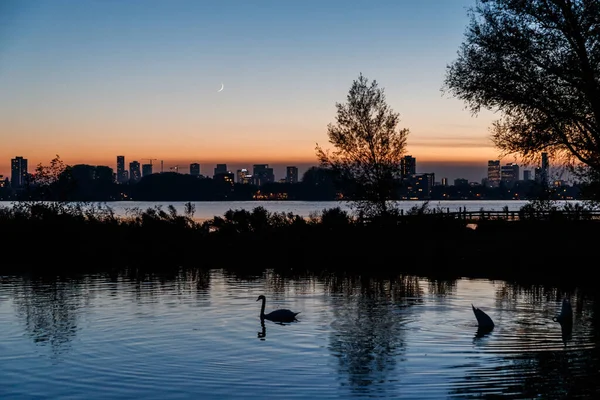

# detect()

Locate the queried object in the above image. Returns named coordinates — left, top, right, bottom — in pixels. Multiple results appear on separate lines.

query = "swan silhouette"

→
left=472, top=304, right=495, bottom=330
left=553, top=298, right=573, bottom=324
left=553, top=298, right=573, bottom=345
left=257, top=295, right=300, bottom=323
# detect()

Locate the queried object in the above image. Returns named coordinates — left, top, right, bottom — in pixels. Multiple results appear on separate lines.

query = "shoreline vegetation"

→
left=2, top=200, right=598, bottom=289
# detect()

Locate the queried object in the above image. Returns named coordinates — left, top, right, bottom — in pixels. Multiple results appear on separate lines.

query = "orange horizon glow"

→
left=0, top=128, right=504, bottom=176
left=0, top=146, right=503, bottom=177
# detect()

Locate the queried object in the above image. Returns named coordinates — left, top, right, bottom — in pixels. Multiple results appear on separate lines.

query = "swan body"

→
left=553, top=298, right=573, bottom=324
left=257, top=295, right=300, bottom=322
left=472, top=304, right=495, bottom=330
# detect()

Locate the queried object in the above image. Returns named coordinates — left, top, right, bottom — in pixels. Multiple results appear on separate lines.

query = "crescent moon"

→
left=217, top=83, right=224, bottom=92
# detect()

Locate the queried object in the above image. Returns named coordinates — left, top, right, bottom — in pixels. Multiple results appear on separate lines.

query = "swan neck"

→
left=260, top=297, right=266, bottom=317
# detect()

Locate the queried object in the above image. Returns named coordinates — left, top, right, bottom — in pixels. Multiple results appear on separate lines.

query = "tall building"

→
left=129, top=161, right=141, bottom=182
left=523, top=170, right=531, bottom=181
left=142, top=164, right=153, bottom=177
left=252, top=164, right=275, bottom=186
left=11, top=156, right=28, bottom=188
left=500, top=163, right=519, bottom=187
left=236, top=168, right=251, bottom=184
left=441, top=177, right=448, bottom=186
left=214, top=164, right=227, bottom=178
left=487, top=160, right=501, bottom=187
left=190, top=163, right=200, bottom=176
left=400, top=156, right=416, bottom=178
left=403, top=173, right=434, bottom=199
left=540, top=152, right=549, bottom=185
left=116, top=156, right=127, bottom=183
left=286, top=166, right=298, bottom=183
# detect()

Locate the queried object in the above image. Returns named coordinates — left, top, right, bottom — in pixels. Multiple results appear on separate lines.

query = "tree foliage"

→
left=31, top=155, right=75, bottom=200
left=316, top=73, right=409, bottom=217
left=443, top=0, right=600, bottom=175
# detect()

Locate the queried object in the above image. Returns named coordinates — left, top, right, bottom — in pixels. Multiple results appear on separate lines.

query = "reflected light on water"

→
left=0, top=270, right=599, bottom=399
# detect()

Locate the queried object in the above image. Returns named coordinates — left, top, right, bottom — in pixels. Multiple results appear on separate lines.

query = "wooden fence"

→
left=393, top=207, right=600, bottom=222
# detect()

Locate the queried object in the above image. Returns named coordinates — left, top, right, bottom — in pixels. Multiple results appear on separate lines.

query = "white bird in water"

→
left=472, top=304, right=495, bottom=330
left=256, top=295, right=300, bottom=323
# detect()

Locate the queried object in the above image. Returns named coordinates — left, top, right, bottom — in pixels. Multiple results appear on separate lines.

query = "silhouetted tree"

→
left=30, top=155, right=76, bottom=200
left=33, top=155, right=67, bottom=185
left=316, top=73, right=409, bottom=217
left=443, top=0, right=600, bottom=184
left=300, top=167, right=338, bottom=200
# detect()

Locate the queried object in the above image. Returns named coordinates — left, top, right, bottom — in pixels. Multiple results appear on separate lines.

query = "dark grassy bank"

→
left=0, top=201, right=598, bottom=287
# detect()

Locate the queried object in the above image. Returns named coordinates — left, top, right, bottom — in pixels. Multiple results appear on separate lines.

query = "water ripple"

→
left=0, top=271, right=599, bottom=399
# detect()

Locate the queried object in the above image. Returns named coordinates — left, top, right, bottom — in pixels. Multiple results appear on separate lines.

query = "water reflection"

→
left=1, top=270, right=599, bottom=399
left=327, top=275, right=422, bottom=395
left=258, top=319, right=266, bottom=340
left=428, top=278, right=457, bottom=298
left=451, top=282, right=600, bottom=398
left=10, top=275, right=86, bottom=356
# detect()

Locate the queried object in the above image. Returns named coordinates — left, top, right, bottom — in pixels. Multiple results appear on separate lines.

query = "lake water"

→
left=0, top=270, right=598, bottom=399
left=0, top=200, right=580, bottom=221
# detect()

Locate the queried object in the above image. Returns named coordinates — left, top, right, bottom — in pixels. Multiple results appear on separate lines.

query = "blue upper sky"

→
left=0, top=0, right=500, bottom=181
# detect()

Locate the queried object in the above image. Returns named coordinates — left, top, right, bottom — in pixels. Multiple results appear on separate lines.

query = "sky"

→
left=0, top=0, right=508, bottom=182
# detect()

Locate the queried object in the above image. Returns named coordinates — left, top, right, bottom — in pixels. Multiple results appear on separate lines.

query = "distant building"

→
left=523, top=170, right=531, bottom=181
left=487, top=160, right=501, bottom=187
left=142, top=164, right=153, bottom=177
left=116, top=156, right=127, bottom=183
left=190, top=163, right=200, bottom=176
left=286, top=166, right=298, bottom=183
left=400, top=156, right=416, bottom=178
left=214, top=172, right=234, bottom=186
left=441, top=177, right=448, bottom=187
left=129, top=161, right=141, bottom=182
left=540, top=152, right=549, bottom=186
left=11, top=156, right=28, bottom=188
left=454, top=178, right=469, bottom=187
left=500, top=163, right=519, bottom=187
left=403, top=173, right=434, bottom=199
left=236, top=168, right=252, bottom=184
left=252, top=164, right=275, bottom=186
left=214, top=164, right=227, bottom=178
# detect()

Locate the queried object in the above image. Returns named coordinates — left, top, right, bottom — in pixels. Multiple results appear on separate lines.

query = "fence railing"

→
left=390, top=208, right=600, bottom=222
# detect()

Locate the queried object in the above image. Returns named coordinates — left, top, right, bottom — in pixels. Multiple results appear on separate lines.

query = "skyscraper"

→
left=252, top=164, right=274, bottom=186
left=214, top=164, right=227, bottom=178
left=190, top=163, right=200, bottom=176
left=487, top=160, right=501, bottom=187
left=286, top=166, right=298, bottom=183
left=540, top=152, right=549, bottom=186
left=142, top=164, right=153, bottom=177
left=129, top=161, right=141, bottom=182
left=11, top=156, right=28, bottom=188
left=500, top=163, right=519, bottom=187
left=116, top=156, right=127, bottom=183
left=400, top=156, right=416, bottom=178
left=236, top=168, right=251, bottom=184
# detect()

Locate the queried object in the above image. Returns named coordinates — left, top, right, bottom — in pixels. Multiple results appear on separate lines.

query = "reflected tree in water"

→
left=452, top=283, right=600, bottom=398
left=326, top=275, right=422, bottom=394
left=494, top=283, right=593, bottom=348
left=11, top=276, right=87, bottom=355
left=120, top=269, right=211, bottom=306
left=450, top=349, right=600, bottom=398
left=427, top=279, right=457, bottom=298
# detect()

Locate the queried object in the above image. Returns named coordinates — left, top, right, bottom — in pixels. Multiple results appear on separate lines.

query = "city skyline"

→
left=1, top=0, right=505, bottom=180
left=4, top=153, right=558, bottom=185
